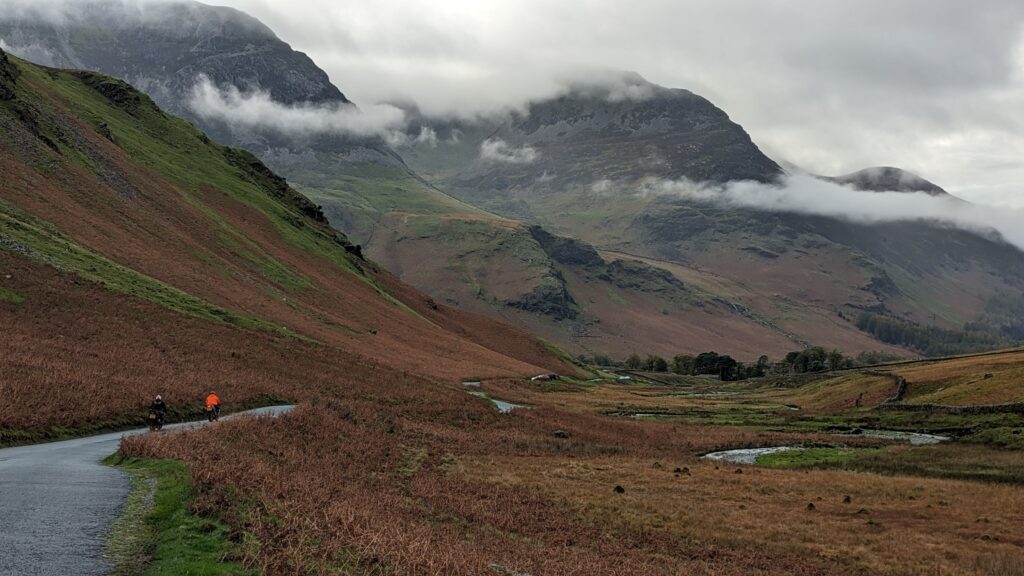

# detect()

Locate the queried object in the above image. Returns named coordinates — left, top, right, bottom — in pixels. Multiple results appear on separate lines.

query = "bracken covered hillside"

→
left=0, top=49, right=571, bottom=439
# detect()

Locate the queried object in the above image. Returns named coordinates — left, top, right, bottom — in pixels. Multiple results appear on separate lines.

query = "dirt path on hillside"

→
left=0, top=405, right=294, bottom=576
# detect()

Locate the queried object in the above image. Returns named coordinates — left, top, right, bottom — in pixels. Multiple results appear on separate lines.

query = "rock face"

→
left=0, top=48, right=19, bottom=100
left=529, top=225, right=604, bottom=268
left=506, top=280, right=579, bottom=321
left=0, top=1, right=344, bottom=108
left=0, top=0, right=399, bottom=161
left=410, top=73, right=782, bottom=212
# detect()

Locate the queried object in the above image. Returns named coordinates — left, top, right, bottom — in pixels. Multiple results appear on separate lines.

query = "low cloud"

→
left=639, top=174, right=1024, bottom=251
left=389, top=126, right=439, bottom=148
left=188, top=75, right=407, bottom=142
left=563, top=70, right=659, bottom=103
left=0, top=38, right=64, bottom=67
left=479, top=138, right=538, bottom=164
left=201, top=0, right=1024, bottom=207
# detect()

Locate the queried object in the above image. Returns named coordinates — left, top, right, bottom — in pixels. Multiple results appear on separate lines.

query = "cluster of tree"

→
left=979, top=294, right=1024, bottom=341
left=856, top=312, right=1012, bottom=357
left=617, top=351, right=772, bottom=381
left=579, top=346, right=907, bottom=382
left=779, top=347, right=853, bottom=373
left=622, top=353, right=669, bottom=373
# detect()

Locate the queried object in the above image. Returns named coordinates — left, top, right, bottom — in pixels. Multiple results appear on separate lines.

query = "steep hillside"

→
left=0, top=0, right=354, bottom=147
left=0, top=49, right=576, bottom=439
left=10, top=4, right=1019, bottom=361
left=405, top=76, right=1024, bottom=358
left=0, top=4, right=821, bottom=360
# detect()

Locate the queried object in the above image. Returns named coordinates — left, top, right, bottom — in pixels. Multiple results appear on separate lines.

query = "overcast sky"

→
left=202, top=0, right=1024, bottom=206
left=5, top=0, right=1020, bottom=206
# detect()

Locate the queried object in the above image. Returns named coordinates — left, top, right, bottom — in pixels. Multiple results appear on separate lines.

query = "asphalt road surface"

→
left=0, top=405, right=294, bottom=576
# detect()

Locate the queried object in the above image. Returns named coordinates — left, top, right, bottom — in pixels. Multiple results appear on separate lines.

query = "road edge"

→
left=103, top=455, right=254, bottom=576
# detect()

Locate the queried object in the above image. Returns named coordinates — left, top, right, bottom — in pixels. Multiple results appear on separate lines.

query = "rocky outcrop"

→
left=72, top=72, right=149, bottom=116
left=528, top=225, right=604, bottom=267
left=865, top=271, right=901, bottom=299
left=0, top=48, right=19, bottom=100
left=603, top=259, right=686, bottom=294
left=506, top=278, right=579, bottom=321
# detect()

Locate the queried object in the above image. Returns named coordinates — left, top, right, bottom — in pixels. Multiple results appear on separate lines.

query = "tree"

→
left=716, top=355, right=738, bottom=381
left=672, top=354, right=695, bottom=375
left=798, top=347, right=828, bottom=373
left=693, top=352, right=721, bottom=375
left=780, top=351, right=801, bottom=373
left=755, top=355, right=771, bottom=377
left=827, top=349, right=846, bottom=372
left=652, top=356, right=669, bottom=372
left=624, top=353, right=643, bottom=370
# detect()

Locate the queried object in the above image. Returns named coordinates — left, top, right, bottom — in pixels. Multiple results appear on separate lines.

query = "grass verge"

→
left=103, top=455, right=253, bottom=576
left=756, top=446, right=881, bottom=468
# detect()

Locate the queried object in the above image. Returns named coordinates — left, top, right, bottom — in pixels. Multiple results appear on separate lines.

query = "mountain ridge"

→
left=827, top=166, right=949, bottom=195
left=6, top=4, right=1021, bottom=361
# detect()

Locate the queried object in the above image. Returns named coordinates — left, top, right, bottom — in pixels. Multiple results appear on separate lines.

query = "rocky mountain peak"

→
left=0, top=0, right=348, bottom=112
left=831, top=166, right=948, bottom=195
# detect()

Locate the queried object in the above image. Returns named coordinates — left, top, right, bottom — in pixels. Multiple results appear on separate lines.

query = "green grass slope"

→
left=1, top=49, right=580, bottom=439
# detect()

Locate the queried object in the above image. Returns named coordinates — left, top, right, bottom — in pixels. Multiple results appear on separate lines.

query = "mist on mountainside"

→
left=629, top=175, right=1024, bottom=252
left=188, top=76, right=411, bottom=144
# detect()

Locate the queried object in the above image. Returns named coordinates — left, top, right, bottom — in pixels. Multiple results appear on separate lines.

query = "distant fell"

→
left=829, top=166, right=948, bottom=195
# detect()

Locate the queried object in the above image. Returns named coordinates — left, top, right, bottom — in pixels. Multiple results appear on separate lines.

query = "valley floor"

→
left=106, top=353, right=1024, bottom=575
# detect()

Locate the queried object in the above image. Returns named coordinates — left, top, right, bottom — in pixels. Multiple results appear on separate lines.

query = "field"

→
left=113, top=351, right=1024, bottom=575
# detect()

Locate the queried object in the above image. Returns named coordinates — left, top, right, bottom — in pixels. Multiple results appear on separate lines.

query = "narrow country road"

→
left=0, top=405, right=294, bottom=576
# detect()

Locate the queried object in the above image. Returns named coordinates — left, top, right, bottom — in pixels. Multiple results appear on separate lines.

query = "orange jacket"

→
left=205, top=393, right=221, bottom=409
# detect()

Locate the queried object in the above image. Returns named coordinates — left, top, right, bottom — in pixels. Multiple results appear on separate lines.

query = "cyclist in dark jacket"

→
left=150, top=395, right=168, bottom=415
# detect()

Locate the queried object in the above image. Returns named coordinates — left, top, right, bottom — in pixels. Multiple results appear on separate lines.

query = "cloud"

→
left=0, top=38, right=64, bottom=67
left=204, top=0, right=1024, bottom=207
left=639, top=174, right=1024, bottom=251
left=4, top=0, right=1023, bottom=205
left=479, top=138, right=538, bottom=164
left=188, top=75, right=407, bottom=142
left=556, top=70, right=660, bottom=102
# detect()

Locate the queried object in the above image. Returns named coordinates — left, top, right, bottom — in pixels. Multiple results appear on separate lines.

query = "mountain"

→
left=827, top=166, right=948, bottom=195
left=0, top=1, right=343, bottom=103
left=0, top=2, right=580, bottom=345
left=403, top=75, right=1024, bottom=358
left=8, top=5, right=1020, bottom=361
left=0, top=2, right=831, bottom=360
left=0, top=47, right=576, bottom=439
left=403, top=72, right=782, bottom=218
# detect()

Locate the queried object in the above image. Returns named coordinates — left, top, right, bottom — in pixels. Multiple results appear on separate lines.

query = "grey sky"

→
left=203, top=0, right=1024, bottom=206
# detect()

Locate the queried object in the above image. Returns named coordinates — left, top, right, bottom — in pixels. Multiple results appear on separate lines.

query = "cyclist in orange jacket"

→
left=205, top=391, right=221, bottom=421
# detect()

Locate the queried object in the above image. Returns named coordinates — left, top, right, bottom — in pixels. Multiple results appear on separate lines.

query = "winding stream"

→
left=703, top=429, right=950, bottom=464
left=468, top=391, right=528, bottom=413
left=703, top=446, right=800, bottom=464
